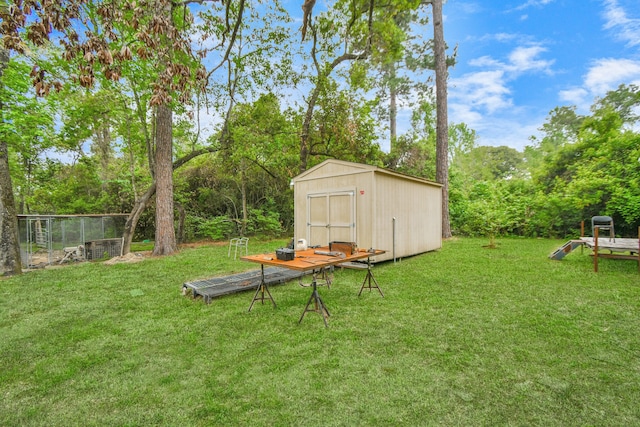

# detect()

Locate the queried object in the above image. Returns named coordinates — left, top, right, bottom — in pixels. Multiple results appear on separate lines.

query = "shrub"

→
left=246, top=207, right=283, bottom=237
left=187, top=216, right=236, bottom=241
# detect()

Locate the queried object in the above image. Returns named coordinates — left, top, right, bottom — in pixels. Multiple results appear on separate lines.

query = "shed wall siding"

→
left=373, top=173, right=441, bottom=260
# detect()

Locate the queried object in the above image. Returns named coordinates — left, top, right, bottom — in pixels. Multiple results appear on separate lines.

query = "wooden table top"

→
left=580, top=237, right=639, bottom=252
left=241, top=247, right=384, bottom=271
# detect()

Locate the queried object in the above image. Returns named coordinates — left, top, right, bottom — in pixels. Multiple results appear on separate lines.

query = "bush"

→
left=246, top=207, right=284, bottom=237
left=186, top=216, right=236, bottom=241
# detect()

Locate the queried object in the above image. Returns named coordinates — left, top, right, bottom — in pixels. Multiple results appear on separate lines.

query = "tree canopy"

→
left=1, top=1, right=639, bottom=276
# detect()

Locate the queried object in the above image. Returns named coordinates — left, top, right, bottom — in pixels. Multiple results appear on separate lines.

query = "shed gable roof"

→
left=293, top=159, right=442, bottom=187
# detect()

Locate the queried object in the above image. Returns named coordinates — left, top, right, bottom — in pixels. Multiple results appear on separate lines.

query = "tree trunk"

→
left=389, top=63, right=398, bottom=155
left=0, top=139, right=21, bottom=275
left=0, top=48, right=22, bottom=275
left=152, top=103, right=177, bottom=256
left=95, top=117, right=112, bottom=191
left=122, top=181, right=156, bottom=255
left=299, top=86, right=320, bottom=173
left=121, top=145, right=221, bottom=256
left=240, top=164, right=247, bottom=235
left=432, top=0, right=452, bottom=238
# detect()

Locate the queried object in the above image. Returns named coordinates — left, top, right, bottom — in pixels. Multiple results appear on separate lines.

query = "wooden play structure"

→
left=549, top=219, right=640, bottom=273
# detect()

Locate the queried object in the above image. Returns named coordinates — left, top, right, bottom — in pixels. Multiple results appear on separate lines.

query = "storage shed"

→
left=291, top=159, right=442, bottom=262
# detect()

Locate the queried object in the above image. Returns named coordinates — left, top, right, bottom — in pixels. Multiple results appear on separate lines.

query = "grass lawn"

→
left=1, top=237, right=639, bottom=426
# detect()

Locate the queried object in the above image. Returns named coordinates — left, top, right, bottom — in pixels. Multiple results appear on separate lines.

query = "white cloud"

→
left=584, top=58, right=640, bottom=95
left=554, top=3, right=640, bottom=109
left=448, top=43, right=555, bottom=150
left=469, top=55, right=503, bottom=68
left=558, top=87, right=589, bottom=105
left=493, top=33, right=519, bottom=43
left=455, top=2, right=484, bottom=15
left=450, top=102, right=485, bottom=126
left=556, top=58, right=640, bottom=112
left=506, top=45, right=554, bottom=74
left=467, top=45, right=553, bottom=74
left=451, top=70, right=512, bottom=114
left=513, top=0, right=555, bottom=11
left=473, top=32, right=534, bottom=44
left=449, top=108, right=542, bottom=151
left=603, top=0, right=640, bottom=47
left=474, top=118, right=541, bottom=150
left=451, top=44, right=552, bottom=115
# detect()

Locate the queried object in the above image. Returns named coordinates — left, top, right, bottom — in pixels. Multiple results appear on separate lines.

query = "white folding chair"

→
left=228, top=237, right=249, bottom=259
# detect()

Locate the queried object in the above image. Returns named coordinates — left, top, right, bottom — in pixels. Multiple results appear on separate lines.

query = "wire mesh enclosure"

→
left=17, top=214, right=128, bottom=267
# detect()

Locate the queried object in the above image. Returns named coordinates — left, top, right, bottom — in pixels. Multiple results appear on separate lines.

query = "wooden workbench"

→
left=241, top=247, right=385, bottom=326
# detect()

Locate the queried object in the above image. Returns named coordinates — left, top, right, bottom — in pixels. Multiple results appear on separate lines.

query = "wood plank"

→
left=241, top=247, right=384, bottom=271
left=581, top=237, right=639, bottom=252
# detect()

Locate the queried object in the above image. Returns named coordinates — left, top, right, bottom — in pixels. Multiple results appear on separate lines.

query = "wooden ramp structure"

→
left=549, top=240, right=585, bottom=260
left=183, top=267, right=306, bottom=304
left=549, top=225, right=640, bottom=273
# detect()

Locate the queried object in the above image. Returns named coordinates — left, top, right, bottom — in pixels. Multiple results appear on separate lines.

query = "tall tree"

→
left=223, top=93, right=298, bottom=234
left=0, top=0, right=260, bottom=257
left=374, top=6, right=438, bottom=164
left=592, top=83, right=640, bottom=124
left=120, top=0, right=292, bottom=253
left=150, top=0, right=179, bottom=255
left=0, top=0, right=215, bottom=257
left=0, top=57, right=58, bottom=214
left=524, top=105, right=584, bottom=180
left=0, top=47, right=21, bottom=275
left=153, top=102, right=177, bottom=254
left=297, top=0, right=416, bottom=172
left=431, top=0, right=451, bottom=238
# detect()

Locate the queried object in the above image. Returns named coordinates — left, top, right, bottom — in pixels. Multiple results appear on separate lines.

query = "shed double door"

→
left=307, top=191, right=356, bottom=246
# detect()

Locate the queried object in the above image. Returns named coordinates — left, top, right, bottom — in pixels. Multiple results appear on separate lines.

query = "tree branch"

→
left=173, top=146, right=221, bottom=170
left=206, top=0, right=245, bottom=78
left=245, top=157, right=279, bottom=180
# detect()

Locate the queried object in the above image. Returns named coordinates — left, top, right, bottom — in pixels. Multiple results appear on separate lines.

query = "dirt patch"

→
left=103, top=251, right=151, bottom=265
left=26, top=250, right=67, bottom=269
left=23, top=240, right=227, bottom=270
left=102, top=240, right=225, bottom=264
left=179, top=240, right=228, bottom=249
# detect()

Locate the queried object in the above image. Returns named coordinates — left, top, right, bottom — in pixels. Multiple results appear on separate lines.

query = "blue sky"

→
left=442, top=0, right=640, bottom=151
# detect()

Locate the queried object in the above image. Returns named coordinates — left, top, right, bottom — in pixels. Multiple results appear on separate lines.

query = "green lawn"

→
left=1, top=238, right=639, bottom=426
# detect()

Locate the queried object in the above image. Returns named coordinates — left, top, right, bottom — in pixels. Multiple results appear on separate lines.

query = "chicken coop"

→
left=17, top=214, right=128, bottom=267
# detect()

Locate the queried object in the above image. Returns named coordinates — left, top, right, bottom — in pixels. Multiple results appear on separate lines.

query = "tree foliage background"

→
left=1, top=0, right=639, bottom=250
